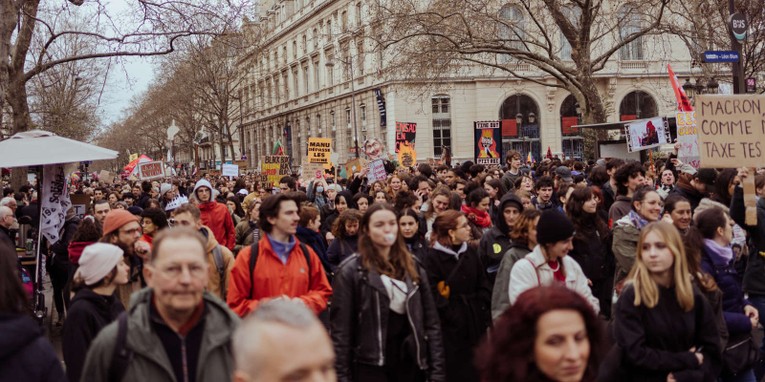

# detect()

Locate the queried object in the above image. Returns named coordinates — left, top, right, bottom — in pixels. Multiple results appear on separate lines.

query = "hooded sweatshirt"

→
left=194, top=179, right=236, bottom=250
left=479, top=193, right=522, bottom=287
left=0, top=313, right=66, bottom=382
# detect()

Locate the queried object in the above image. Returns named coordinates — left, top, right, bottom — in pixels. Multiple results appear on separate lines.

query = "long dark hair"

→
left=358, top=203, right=419, bottom=282
left=566, top=186, right=608, bottom=239
left=476, top=285, right=604, bottom=382
left=0, top=245, right=28, bottom=313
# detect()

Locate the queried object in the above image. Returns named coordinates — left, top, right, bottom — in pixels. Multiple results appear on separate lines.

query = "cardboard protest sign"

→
left=696, top=95, right=765, bottom=168
left=474, top=121, right=502, bottom=165
left=222, top=163, right=239, bottom=177
left=676, top=112, right=700, bottom=168
left=345, top=158, right=366, bottom=177
left=307, top=138, right=332, bottom=164
left=98, top=170, right=115, bottom=185
left=138, top=161, right=165, bottom=180
left=395, top=122, right=417, bottom=167
left=367, top=159, right=387, bottom=183
left=70, top=194, right=91, bottom=219
left=262, top=155, right=290, bottom=189
left=624, top=117, right=669, bottom=152
left=301, top=161, right=325, bottom=184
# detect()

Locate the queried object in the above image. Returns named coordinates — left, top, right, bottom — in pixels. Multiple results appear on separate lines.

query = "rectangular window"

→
left=432, top=96, right=452, bottom=156
left=303, top=64, right=309, bottom=94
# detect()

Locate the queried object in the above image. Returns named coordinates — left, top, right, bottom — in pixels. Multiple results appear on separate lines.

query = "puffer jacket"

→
left=700, top=243, right=753, bottom=337
left=733, top=187, right=765, bottom=296
left=194, top=179, right=236, bottom=250
left=80, top=288, right=240, bottom=382
left=330, top=254, right=445, bottom=382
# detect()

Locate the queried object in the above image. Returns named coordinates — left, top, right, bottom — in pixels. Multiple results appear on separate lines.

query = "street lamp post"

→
left=327, top=57, right=360, bottom=158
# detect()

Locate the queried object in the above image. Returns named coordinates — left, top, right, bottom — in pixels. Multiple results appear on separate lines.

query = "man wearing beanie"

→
left=62, top=243, right=128, bottom=382
left=193, top=178, right=236, bottom=251
left=100, top=209, right=150, bottom=308
left=507, top=210, right=600, bottom=313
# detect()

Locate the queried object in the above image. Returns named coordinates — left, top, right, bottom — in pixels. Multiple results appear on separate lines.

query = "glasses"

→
left=120, top=227, right=142, bottom=236
left=157, top=263, right=207, bottom=278
left=168, top=219, right=194, bottom=227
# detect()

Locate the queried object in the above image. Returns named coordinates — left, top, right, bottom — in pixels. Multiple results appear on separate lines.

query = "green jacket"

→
left=490, top=245, right=531, bottom=320
left=80, top=288, right=240, bottom=382
left=612, top=215, right=641, bottom=287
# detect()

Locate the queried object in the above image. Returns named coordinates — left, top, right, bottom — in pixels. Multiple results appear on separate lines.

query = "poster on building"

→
left=474, top=121, right=502, bottom=165
left=623, top=117, right=669, bottom=152
left=395, top=122, right=417, bottom=167
left=676, top=111, right=700, bottom=168
left=138, top=161, right=165, bottom=180
left=696, top=95, right=765, bottom=168
left=307, top=137, right=332, bottom=164
left=367, top=159, right=388, bottom=183
left=262, top=155, right=291, bottom=189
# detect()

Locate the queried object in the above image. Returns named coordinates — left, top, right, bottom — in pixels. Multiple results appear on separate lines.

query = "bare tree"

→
left=371, top=0, right=670, bottom=123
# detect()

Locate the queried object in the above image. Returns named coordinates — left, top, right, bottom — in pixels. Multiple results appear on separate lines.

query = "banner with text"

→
left=696, top=95, right=765, bottom=168
left=307, top=137, right=332, bottom=164
left=395, top=122, right=417, bottom=167
left=474, top=121, right=502, bottom=166
left=262, top=155, right=291, bottom=189
left=138, top=161, right=165, bottom=180
left=676, top=112, right=700, bottom=168
left=41, top=164, right=71, bottom=245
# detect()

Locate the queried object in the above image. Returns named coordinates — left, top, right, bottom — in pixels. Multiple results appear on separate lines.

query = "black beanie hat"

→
left=536, top=210, right=575, bottom=245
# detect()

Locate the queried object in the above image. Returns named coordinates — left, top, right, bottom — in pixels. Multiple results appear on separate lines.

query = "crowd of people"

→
left=1, top=148, right=764, bottom=382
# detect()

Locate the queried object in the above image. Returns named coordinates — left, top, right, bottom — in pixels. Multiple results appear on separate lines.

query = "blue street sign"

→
left=703, top=51, right=740, bottom=63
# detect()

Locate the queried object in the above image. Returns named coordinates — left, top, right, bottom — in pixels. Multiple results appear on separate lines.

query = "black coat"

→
left=62, top=288, right=124, bottom=382
left=421, top=244, right=491, bottom=382
left=330, top=254, right=445, bottom=382
left=326, top=235, right=358, bottom=272
left=0, top=313, right=66, bottom=382
left=603, top=284, right=722, bottom=382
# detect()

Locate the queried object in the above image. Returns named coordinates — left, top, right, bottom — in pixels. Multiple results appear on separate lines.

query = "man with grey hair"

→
left=0, top=197, right=19, bottom=230
left=0, top=206, right=16, bottom=256
left=232, top=299, right=336, bottom=382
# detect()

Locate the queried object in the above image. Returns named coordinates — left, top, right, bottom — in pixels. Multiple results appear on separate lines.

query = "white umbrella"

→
left=0, top=130, right=118, bottom=167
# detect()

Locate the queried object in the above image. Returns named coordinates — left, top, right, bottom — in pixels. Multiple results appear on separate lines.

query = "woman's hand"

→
left=745, top=305, right=759, bottom=328
left=667, top=373, right=676, bottom=382
left=688, top=346, right=703, bottom=365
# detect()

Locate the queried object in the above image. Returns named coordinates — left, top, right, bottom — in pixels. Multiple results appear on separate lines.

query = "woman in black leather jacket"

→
left=330, top=203, right=445, bottom=382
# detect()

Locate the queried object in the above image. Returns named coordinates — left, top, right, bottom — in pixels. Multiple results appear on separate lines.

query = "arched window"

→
left=498, top=4, right=526, bottom=63
left=432, top=95, right=451, bottom=157
left=560, top=95, right=584, bottom=160
left=499, top=95, right=540, bottom=161
left=619, top=91, right=657, bottom=121
left=619, top=5, right=643, bottom=60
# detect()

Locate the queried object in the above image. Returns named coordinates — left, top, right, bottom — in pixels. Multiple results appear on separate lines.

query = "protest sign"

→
left=301, top=161, right=325, bottom=184
left=367, top=159, right=387, bottom=183
left=307, top=138, right=332, bottom=164
left=98, top=170, right=115, bottom=185
left=696, top=95, right=765, bottom=168
left=262, top=155, right=290, bottom=189
left=395, top=122, right=417, bottom=167
left=474, top=121, right=502, bottom=165
left=222, top=163, right=239, bottom=177
left=623, top=117, right=669, bottom=152
left=345, top=158, right=366, bottom=177
left=41, top=164, right=71, bottom=245
left=138, top=161, right=165, bottom=180
left=676, top=112, right=700, bottom=168
left=70, top=194, right=91, bottom=219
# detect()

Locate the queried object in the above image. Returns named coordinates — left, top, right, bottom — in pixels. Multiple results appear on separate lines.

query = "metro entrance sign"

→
left=703, top=51, right=740, bottom=63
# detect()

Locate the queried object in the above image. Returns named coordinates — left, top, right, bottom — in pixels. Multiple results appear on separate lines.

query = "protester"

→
left=232, top=299, right=336, bottom=382
left=93, top=199, right=111, bottom=224
left=80, top=228, right=240, bottom=381
left=326, top=209, right=362, bottom=272
left=604, top=221, right=722, bottom=381
left=0, top=248, right=66, bottom=382
left=331, top=203, right=445, bottom=381
left=422, top=210, right=491, bottom=382
left=100, top=209, right=151, bottom=308
left=398, top=208, right=429, bottom=261
left=661, top=194, right=693, bottom=234
left=235, top=199, right=262, bottom=254
left=227, top=193, right=332, bottom=317
left=478, top=285, right=604, bottom=382
left=609, top=161, right=647, bottom=224
left=139, top=207, right=169, bottom=248
left=479, top=192, right=523, bottom=288
left=193, top=178, right=236, bottom=251
left=62, top=243, right=129, bottom=382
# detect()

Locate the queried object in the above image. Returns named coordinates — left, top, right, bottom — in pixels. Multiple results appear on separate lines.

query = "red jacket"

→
left=226, top=236, right=332, bottom=317
left=198, top=201, right=236, bottom=250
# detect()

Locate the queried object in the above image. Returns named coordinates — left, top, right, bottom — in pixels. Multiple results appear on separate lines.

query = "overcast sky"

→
left=97, top=57, right=155, bottom=127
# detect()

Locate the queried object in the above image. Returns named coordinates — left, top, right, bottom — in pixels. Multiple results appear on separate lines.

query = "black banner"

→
left=374, top=88, right=387, bottom=127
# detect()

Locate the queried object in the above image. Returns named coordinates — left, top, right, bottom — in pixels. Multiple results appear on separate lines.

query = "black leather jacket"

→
left=330, top=254, right=445, bottom=382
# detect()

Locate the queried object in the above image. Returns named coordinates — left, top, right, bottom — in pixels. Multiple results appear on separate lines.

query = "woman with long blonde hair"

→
left=604, top=221, right=722, bottom=381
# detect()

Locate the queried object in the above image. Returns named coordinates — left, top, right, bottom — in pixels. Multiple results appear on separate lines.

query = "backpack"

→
left=212, top=245, right=227, bottom=300
left=248, top=240, right=311, bottom=299
left=108, top=312, right=132, bottom=382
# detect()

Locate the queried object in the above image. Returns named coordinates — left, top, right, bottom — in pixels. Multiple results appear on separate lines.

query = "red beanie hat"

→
left=102, top=209, right=140, bottom=237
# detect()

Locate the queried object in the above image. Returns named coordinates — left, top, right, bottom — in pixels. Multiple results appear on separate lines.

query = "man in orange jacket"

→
left=193, top=179, right=236, bottom=250
left=227, top=193, right=332, bottom=317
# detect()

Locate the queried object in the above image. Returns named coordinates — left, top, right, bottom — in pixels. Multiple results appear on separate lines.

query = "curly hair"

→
left=331, top=209, right=363, bottom=239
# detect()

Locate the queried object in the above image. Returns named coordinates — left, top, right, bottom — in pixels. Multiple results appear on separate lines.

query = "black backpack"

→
left=248, top=241, right=312, bottom=299
left=108, top=312, right=132, bottom=381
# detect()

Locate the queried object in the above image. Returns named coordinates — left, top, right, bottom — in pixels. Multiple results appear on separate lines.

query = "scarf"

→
left=461, top=205, right=492, bottom=228
left=627, top=210, right=650, bottom=230
left=703, top=239, right=734, bottom=264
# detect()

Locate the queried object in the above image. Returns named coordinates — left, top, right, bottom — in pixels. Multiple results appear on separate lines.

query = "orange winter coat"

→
left=198, top=201, right=236, bottom=250
left=226, top=235, right=332, bottom=317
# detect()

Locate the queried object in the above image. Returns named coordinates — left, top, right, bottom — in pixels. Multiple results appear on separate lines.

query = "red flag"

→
left=668, top=64, right=693, bottom=112
left=546, top=146, right=553, bottom=159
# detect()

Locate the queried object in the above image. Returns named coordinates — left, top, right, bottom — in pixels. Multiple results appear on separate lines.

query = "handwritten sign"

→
left=696, top=95, right=765, bottom=168
left=138, top=161, right=165, bottom=180
left=307, top=137, right=332, bottom=164
left=301, top=161, right=325, bottom=184
left=367, top=159, right=388, bottom=183
left=222, top=163, right=239, bottom=177
left=70, top=194, right=91, bottom=219
left=262, top=155, right=290, bottom=189
left=676, top=112, right=700, bottom=168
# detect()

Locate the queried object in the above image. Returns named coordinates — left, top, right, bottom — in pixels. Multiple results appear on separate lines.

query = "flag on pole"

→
left=667, top=64, right=694, bottom=112
left=273, top=140, right=285, bottom=155
left=546, top=147, right=553, bottom=159
left=526, top=151, right=532, bottom=164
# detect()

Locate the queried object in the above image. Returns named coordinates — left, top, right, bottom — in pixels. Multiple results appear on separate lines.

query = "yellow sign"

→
left=307, top=137, right=332, bottom=164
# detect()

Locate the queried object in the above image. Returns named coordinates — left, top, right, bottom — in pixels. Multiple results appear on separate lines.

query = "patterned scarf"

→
left=627, top=210, right=651, bottom=230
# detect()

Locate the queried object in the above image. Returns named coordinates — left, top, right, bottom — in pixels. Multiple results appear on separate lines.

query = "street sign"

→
left=730, top=12, right=747, bottom=41
left=746, top=77, right=757, bottom=93
left=703, top=51, right=740, bottom=63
